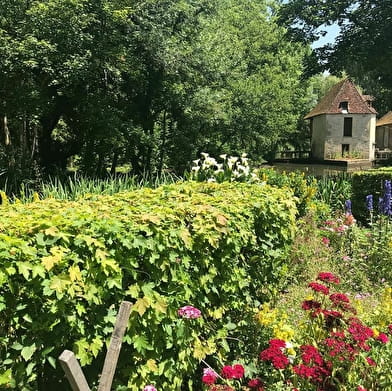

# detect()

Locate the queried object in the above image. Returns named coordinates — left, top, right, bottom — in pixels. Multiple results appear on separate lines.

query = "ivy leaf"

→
left=146, top=359, right=158, bottom=373
left=132, top=296, right=150, bottom=316
left=126, top=284, right=140, bottom=298
left=179, top=228, right=193, bottom=249
left=133, top=335, right=151, bottom=353
left=0, top=369, right=12, bottom=386
left=16, top=262, right=31, bottom=280
left=21, top=343, right=36, bottom=361
left=69, top=265, right=82, bottom=281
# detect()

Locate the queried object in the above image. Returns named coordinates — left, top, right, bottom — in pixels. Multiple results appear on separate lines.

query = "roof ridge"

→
left=304, top=78, right=377, bottom=119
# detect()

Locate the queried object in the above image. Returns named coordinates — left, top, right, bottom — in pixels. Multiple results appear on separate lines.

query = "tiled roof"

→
left=304, top=79, right=377, bottom=119
left=377, top=111, right=392, bottom=127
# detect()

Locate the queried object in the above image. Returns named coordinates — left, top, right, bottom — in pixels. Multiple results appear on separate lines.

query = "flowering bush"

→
left=190, top=153, right=256, bottom=183
left=255, top=272, right=391, bottom=391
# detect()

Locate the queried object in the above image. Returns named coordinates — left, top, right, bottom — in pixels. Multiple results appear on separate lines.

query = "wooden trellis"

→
left=59, top=301, right=132, bottom=391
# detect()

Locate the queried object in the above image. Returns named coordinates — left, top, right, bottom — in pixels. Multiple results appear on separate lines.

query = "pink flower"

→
left=376, top=333, right=389, bottom=344
left=177, top=305, right=201, bottom=319
left=232, top=364, right=245, bottom=379
left=143, top=385, right=157, bottom=391
left=322, top=237, right=330, bottom=245
left=248, top=379, right=263, bottom=388
left=358, top=387, right=367, bottom=391
left=202, top=368, right=218, bottom=385
left=366, top=357, right=376, bottom=366
left=221, top=364, right=244, bottom=379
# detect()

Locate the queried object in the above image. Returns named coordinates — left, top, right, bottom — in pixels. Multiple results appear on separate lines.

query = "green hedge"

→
left=352, top=168, right=392, bottom=222
left=0, top=182, right=297, bottom=390
left=256, top=168, right=317, bottom=216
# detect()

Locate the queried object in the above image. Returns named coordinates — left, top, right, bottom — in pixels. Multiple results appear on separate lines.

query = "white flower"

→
left=219, top=154, right=227, bottom=160
left=192, top=166, right=200, bottom=172
left=207, top=177, right=216, bottom=183
left=214, top=169, right=224, bottom=174
left=192, top=159, right=200, bottom=165
left=201, top=152, right=209, bottom=158
left=203, top=157, right=217, bottom=167
left=241, top=153, right=247, bottom=158
left=241, top=157, right=249, bottom=166
left=228, top=156, right=238, bottom=165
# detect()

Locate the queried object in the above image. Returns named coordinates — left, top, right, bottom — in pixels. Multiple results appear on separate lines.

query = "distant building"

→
left=304, top=79, right=377, bottom=161
left=376, top=111, right=392, bottom=151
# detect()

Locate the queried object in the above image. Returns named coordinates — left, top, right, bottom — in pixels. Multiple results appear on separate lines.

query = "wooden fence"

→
left=59, top=301, right=132, bottom=391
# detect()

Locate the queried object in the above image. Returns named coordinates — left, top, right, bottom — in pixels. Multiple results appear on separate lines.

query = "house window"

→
left=342, top=144, right=350, bottom=157
left=339, top=101, right=349, bottom=113
left=343, top=117, right=353, bottom=137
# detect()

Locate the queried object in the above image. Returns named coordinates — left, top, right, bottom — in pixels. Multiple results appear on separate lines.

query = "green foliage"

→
left=0, top=181, right=297, bottom=390
left=314, top=174, right=352, bottom=213
left=255, top=168, right=317, bottom=217
left=280, top=0, right=392, bottom=114
left=351, top=168, right=392, bottom=223
left=0, top=0, right=308, bottom=186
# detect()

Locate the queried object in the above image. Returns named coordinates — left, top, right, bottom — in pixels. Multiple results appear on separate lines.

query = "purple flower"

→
left=379, top=197, right=385, bottom=214
left=345, top=199, right=352, bottom=215
left=383, top=180, right=391, bottom=215
left=178, top=305, right=202, bottom=319
left=366, top=194, right=373, bottom=211
left=143, top=385, right=157, bottom=391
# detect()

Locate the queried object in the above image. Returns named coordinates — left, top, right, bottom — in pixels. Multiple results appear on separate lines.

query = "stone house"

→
left=304, top=79, right=377, bottom=161
left=376, top=111, right=392, bottom=151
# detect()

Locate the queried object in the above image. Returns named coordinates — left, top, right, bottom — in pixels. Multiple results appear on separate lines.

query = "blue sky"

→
left=312, top=24, right=341, bottom=48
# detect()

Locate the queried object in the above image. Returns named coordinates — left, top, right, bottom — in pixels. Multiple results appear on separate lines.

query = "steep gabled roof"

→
left=377, top=111, right=392, bottom=127
left=304, top=79, right=377, bottom=119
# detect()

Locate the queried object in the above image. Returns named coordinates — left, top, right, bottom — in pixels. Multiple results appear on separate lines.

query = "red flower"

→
left=248, top=379, right=264, bottom=388
left=232, top=364, right=245, bottom=379
left=202, top=374, right=217, bottom=385
left=376, top=333, right=389, bottom=344
left=308, top=282, right=329, bottom=295
left=366, top=357, right=376, bottom=366
left=260, top=345, right=289, bottom=369
left=221, top=365, right=234, bottom=379
left=329, top=293, right=350, bottom=304
left=302, top=300, right=321, bottom=311
left=269, top=339, right=287, bottom=349
left=388, top=324, right=392, bottom=334
left=317, top=272, right=340, bottom=284
left=202, top=368, right=218, bottom=385
left=300, top=345, right=324, bottom=366
left=348, top=318, right=374, bottom=344
left=322, top=310, right=343, bottom=318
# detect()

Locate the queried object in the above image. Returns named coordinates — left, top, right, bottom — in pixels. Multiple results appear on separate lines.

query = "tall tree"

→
left=280, top=0, right=392, bottom=114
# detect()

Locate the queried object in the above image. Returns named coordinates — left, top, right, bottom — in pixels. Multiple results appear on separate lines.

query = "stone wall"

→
left=311, top=114, right=376, bottom=160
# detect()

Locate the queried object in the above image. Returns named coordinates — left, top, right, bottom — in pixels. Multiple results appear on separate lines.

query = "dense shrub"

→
left=256, top=168, right=317, bottom=217
left=0, top=181, right=297, bottom=390
left=351, top=168, right=392, bottom=223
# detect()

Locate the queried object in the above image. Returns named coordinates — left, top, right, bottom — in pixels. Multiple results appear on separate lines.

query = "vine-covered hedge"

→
left=0, top=182, right=297, bottom=390
left=352, top=167, right=392, bottom=222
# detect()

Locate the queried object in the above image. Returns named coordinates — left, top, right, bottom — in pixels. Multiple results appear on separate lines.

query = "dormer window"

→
left=339, top=101, right=349, bottom=114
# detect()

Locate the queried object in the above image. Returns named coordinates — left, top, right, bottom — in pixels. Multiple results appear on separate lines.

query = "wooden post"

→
left=97, top=301, right=132, bottom=391
left=59, top=350, right=91, bottom=391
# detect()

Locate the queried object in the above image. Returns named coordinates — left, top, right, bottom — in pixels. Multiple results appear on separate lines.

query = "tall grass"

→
left=313, top=172, right=352, bottom=211
left=2, top=172, right=181, bottom=203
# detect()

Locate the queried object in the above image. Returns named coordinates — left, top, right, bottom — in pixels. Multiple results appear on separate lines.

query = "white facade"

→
left=311, top=113, right=376, bottom=161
